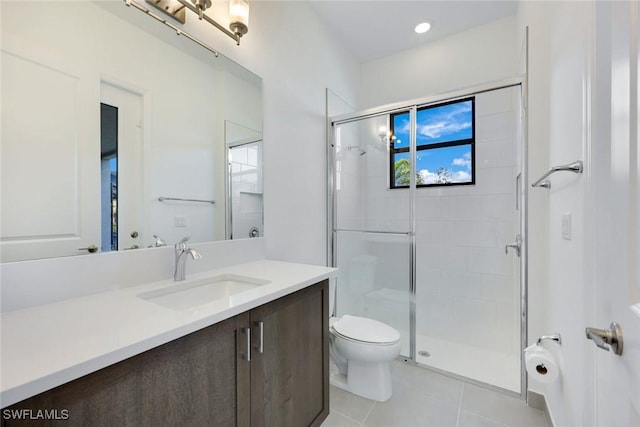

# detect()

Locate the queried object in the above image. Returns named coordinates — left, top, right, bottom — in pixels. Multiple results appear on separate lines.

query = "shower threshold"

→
left=414, top=334, right=520, bottom=393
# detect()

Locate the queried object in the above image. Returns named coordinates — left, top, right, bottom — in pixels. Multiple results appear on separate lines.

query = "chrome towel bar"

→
left=531, top=160, right=583, bottom=189
left=158, top=196, right=215, bottom=205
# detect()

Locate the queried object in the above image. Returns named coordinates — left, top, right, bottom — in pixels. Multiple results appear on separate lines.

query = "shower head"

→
left=347, top=145, right=366, bottom=156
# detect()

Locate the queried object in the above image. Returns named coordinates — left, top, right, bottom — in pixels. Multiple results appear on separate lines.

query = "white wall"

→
left=212, top=1, right=361, bottom=265
left=359, top=16, right=518, bottom=109
left=518, top=2, right=593, bottom=425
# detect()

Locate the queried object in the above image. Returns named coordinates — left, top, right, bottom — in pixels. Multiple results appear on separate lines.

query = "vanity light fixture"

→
left=146, top=0, right=249, bottom=45
left=414, top=22, right=431, bottom=34
left=228, top=0, right=250, bottom=38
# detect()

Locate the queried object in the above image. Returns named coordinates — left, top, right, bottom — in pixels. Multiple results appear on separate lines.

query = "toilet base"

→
left=329, top=360, right=393, bottom=402
left=329, top=372, right=349, bottom=391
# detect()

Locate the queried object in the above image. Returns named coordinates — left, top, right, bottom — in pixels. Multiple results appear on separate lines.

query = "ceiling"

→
left=307, top=1, right=518, bottom=63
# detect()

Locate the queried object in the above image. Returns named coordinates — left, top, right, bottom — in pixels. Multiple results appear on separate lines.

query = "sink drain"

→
left=418, top=350, right=431, bottom=357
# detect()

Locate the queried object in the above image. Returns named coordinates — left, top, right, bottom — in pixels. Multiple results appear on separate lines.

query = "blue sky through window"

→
left=391, top=100, right=473, bottom=186
left=393, top=101, right=473, bottom=147
left=416, top=101, right=472, bottom=145
left=418, top=144, right=472, bottom=183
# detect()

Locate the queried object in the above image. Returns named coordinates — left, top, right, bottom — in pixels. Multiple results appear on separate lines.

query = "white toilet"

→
left=329, top=314, right=401, bottom=402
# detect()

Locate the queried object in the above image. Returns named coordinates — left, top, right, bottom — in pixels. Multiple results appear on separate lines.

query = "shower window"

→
left=390, top=97, right=475, bottom=188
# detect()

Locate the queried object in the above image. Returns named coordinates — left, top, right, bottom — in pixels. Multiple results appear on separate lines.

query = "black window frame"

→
left=389, top=97, right=476, bottom=189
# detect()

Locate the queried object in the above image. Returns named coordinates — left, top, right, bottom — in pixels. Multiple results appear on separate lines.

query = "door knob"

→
left=505, top=234, right=521, bottom=257
left=585, top=322, right=623, bottom=355
left=78, top=245, right=98, bottom=253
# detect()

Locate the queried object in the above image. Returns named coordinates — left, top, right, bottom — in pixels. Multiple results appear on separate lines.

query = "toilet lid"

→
left=332, top=315, right=400, bottom=344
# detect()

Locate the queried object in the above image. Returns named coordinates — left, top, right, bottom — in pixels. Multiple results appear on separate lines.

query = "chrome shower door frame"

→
left=327, top=76, right=528, bottom=398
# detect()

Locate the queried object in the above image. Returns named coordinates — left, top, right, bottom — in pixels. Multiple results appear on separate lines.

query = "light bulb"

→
left=415, top=22, right=431, bottom=34
left=229, top=0, right=249, bottom=37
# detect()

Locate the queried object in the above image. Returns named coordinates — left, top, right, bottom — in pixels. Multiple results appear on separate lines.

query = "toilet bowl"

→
left=329, top=315, right=401, bottom=402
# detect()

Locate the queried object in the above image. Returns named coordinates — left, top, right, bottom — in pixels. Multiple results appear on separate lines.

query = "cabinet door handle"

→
left=242, top=327, right=251, bottom=361
left=254, top=321, right=264, bottom=354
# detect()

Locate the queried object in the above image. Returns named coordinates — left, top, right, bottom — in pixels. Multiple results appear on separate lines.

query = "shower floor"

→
left=412, top=333, right=520, bottom=392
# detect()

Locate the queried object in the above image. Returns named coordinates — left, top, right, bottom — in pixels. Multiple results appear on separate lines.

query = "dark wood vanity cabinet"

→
left=249, top=281, right=329, bottom=427
left=2, top=280, right=329, bottom=427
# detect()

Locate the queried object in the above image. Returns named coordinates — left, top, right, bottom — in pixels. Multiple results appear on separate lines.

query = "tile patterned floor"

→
left=321, top=360, right=548, bottom=427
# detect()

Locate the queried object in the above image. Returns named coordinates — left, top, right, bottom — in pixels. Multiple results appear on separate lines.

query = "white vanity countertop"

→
left=0, top=260, right=337, bottom=407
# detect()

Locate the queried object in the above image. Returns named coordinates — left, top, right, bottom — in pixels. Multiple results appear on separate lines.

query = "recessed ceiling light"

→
left=415, top=22, right=431, bottom=34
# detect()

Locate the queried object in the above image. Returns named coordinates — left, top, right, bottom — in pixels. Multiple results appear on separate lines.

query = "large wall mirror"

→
left=1, top=1, right=263, bottom=262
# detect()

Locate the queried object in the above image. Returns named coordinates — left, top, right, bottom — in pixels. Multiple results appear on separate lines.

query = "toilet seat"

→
left=331, top=315, right=400, bottom=345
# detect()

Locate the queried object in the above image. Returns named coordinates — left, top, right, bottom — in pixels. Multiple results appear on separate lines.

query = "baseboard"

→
left=527, top=390, right=553, bottom=427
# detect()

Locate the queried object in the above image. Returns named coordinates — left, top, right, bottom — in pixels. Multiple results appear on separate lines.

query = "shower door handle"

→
left=505, top=234, right=521, bottom=257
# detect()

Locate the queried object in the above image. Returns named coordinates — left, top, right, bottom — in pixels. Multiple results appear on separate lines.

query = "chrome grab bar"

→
left=531, top=160, right=583, bottom=189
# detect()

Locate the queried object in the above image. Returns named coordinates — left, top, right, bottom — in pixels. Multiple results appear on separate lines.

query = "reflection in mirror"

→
left=100, top=102, right=119, bottom=252
left=0, top=1, right=262, bottom=262
left=225, top=121, right=263, bottom=240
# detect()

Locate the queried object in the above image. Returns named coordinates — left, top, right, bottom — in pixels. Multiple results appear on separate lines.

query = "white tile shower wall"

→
left=363, top=117, right=412, bottom=233
left=335, top=122, right=366, bottom=232
left=413, top=87, right=520, bottom=356
left=335, top=233, right=371, bottom=318
left=230, top=142, right=264, bottom=238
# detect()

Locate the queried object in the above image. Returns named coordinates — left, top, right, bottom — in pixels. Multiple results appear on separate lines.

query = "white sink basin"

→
left=138, top=274, right=271, bottom=310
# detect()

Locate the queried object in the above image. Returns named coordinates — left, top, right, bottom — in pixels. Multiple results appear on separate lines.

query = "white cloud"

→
left=417, top=102, right=473, bottom=140
left=451, top=170, right=471, bottom=182
left=419, top=169, right=439, bottom=184
left=417, top=121, right=471, bottom=139
left=452, top=151, right=472, bottom=170
left=418, top=168, right=471, bottom=184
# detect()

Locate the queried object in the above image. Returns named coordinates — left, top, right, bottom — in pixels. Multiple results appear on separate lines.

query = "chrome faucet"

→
left=152, top=234, right=167, bottom=247
left=174, top=236, right=202, bottom=281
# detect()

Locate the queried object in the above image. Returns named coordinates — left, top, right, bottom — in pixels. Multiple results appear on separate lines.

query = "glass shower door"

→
left=413, top=86, right=523, bottom=392
left=332, top=112, right=413, bottom=356
left=330, top=83, right=525, bottom=396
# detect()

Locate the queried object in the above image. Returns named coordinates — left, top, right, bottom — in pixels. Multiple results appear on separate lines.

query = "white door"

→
left=0, top=36, right=101, bottom=261
left=589, top=2, right=640, bottom=425
left=100, top=82, right=144, bottom=252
